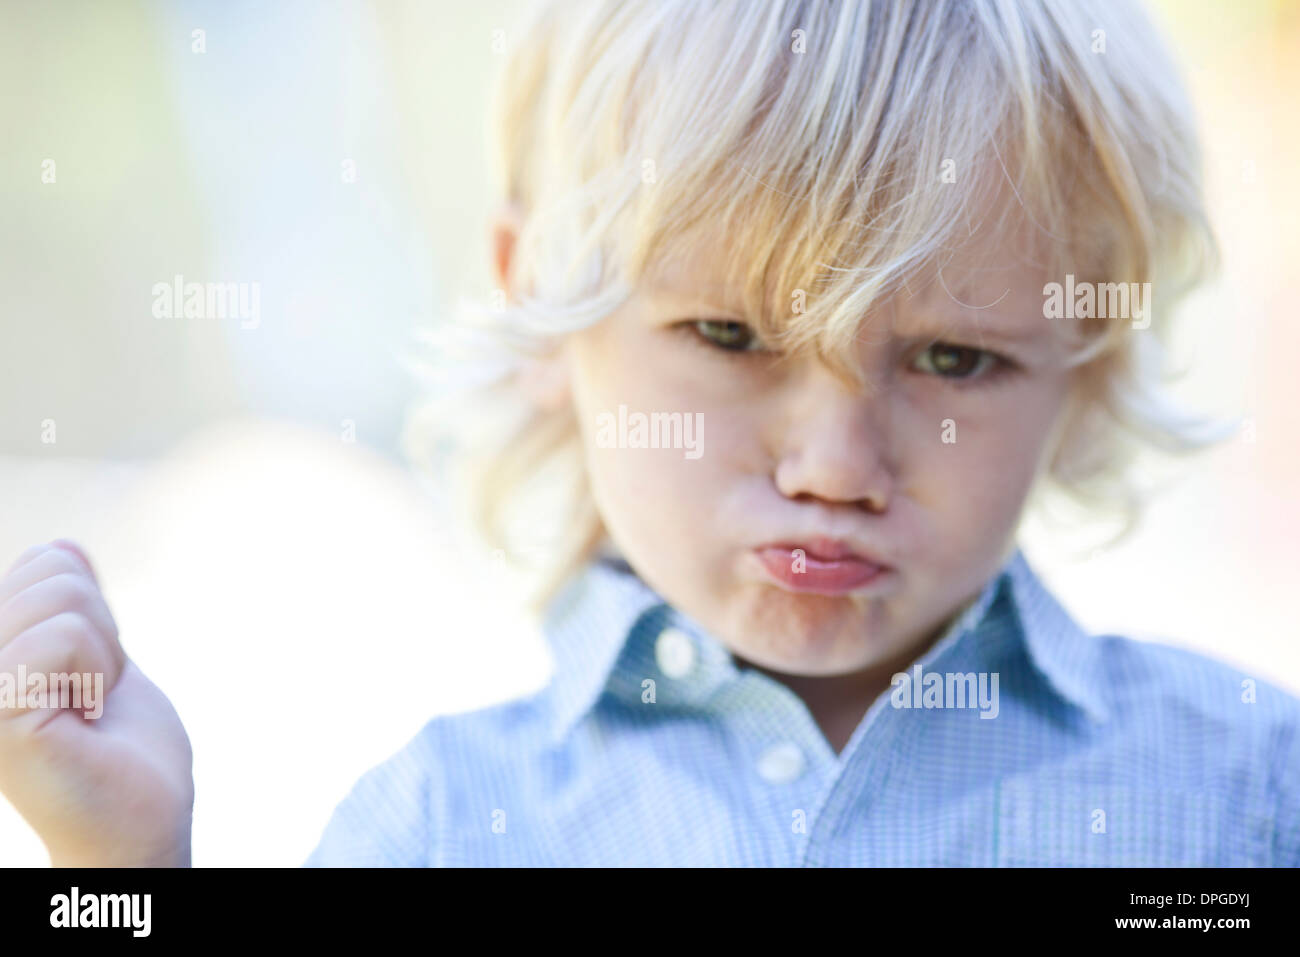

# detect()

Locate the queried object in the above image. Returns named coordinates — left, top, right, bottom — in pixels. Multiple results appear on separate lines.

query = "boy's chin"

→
left=729, top=640, right=909, bottom=680
left=725, top=607, right=907, bottom=676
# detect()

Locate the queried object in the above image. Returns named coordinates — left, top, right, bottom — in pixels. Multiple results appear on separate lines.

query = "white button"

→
left=756, top=742, right=805, bottom=784
left=654, top=626, right=696, bottom=679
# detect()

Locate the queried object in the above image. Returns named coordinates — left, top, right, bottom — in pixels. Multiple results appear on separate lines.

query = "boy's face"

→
left=562, top=228, right=1078, bottom=681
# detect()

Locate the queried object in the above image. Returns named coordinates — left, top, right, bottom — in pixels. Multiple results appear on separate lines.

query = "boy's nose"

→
left=771, top=385, right=895, bottom=513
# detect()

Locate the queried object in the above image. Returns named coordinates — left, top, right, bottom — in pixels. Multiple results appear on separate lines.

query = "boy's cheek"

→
left=588, top=446, right=711, bottom=518
left=904, top=434, right=1040, bottom=535
left=910, top=392, right=1062, bottom=473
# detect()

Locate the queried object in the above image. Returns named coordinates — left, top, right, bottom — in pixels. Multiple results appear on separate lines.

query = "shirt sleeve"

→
left=1272, top=710, right=1300, bottom=868
left=303, top=726, right=438, bottom=867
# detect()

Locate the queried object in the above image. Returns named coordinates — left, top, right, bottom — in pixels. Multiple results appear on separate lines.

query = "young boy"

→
left=1, top=0, right=1296, bottom=867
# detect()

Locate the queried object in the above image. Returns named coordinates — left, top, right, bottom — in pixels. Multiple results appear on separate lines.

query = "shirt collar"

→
left=540, top=545, right=1108, bottom=745
left=1000, top=548, right=1110, bottom=723
left=541, top=555, right=667, bottom=746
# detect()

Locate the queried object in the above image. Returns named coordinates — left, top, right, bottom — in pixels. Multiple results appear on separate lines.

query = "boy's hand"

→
left=0, top=541, right=193, bottom=867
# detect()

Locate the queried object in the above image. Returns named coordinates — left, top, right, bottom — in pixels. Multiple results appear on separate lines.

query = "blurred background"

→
left=1, top=0, right=1297, bottom=865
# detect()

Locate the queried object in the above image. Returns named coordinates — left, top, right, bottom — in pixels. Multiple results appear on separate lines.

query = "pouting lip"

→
left=754, top=536, right=890, bottom=567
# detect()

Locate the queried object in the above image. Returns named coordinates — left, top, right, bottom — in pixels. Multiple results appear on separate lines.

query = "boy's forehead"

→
left=898, top=246, right=1054, bottom=342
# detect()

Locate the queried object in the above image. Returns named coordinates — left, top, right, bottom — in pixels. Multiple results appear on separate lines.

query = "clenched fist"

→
left=0, top=541, right=192, bottom=866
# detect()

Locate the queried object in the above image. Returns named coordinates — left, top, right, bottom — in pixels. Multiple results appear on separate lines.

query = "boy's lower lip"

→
left=752, top=545, right=889, bottom=595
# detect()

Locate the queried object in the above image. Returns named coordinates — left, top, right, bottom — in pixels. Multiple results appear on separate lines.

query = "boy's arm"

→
left=0, top=541, right=193, bottom=867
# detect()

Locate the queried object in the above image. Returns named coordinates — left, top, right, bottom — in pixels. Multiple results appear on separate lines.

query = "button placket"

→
left=799, top=619, right=992, bottom=866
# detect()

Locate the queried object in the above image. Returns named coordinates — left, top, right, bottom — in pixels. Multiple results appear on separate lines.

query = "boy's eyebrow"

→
left=894, top=314, right=1049, bottom=346
left=892, top=295, right=1051, bottom=347
left=640, top=283, right=747, bottom=318
left=644, top=276, right=1054, bottom=348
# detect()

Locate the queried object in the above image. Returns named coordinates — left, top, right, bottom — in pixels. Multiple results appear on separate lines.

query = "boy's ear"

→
left=489, top=200, right=527, bottom=299
left=488, top=200, right=568, bottom=411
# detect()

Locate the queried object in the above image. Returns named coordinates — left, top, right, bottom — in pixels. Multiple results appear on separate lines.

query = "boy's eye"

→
left=911, top=342, right=999, bottom=379
left=689, top=319, right=761, bottom=352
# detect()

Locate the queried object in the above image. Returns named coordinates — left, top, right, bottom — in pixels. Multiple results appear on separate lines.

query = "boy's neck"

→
left=731, top=643, right=919, bottom=757
left=731, top=615, right=960, bottom=757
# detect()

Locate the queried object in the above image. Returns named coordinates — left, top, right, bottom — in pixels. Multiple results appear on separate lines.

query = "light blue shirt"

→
left=304, top=547, right=1300, bottom=866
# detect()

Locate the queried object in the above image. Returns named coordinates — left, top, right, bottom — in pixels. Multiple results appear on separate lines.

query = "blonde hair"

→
left=404, top=0, right=1223, bottom=609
